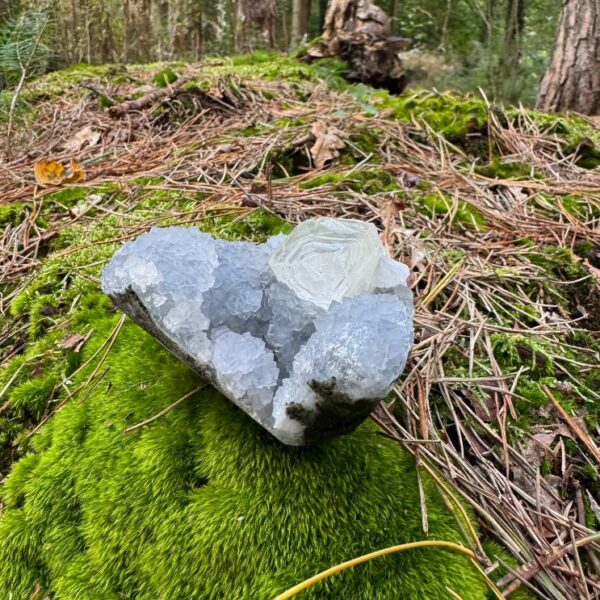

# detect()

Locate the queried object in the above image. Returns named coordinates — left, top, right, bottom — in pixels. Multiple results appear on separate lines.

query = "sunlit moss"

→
left=414, top=192, right=488, bottom=231
left=300, top=168, right=399, bottom=194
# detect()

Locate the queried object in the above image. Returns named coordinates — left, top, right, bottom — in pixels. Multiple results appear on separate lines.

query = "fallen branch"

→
left=109, top=77, right=190, bottom=117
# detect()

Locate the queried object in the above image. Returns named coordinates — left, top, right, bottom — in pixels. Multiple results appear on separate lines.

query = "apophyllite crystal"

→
left=102, top=217, right=414, bottom=445
left=269, top=218, right=384, bottom=309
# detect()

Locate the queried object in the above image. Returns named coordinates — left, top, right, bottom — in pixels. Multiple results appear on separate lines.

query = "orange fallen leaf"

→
left=63, top=159, right=86, bottom=183
left=34, top=159, right=65, bottom=185
left=34, top=159, right=86, bottom=186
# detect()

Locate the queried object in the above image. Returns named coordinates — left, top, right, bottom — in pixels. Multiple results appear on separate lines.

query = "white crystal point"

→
left=269, top=217, right=384, bottom=309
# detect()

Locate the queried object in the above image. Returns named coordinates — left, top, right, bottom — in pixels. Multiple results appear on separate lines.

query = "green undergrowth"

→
left=378, top=90, right=491, bottom=147
left=0, top=52, right=344, bottom=126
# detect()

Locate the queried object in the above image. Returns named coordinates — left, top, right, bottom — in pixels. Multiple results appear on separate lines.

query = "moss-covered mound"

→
left=0, top=194, right=490, bottom=597
left=0, top=315, right=489, bottom=599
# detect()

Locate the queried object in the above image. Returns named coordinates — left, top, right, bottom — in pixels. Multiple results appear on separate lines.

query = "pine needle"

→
left=274, top=540, right=505, bottom=600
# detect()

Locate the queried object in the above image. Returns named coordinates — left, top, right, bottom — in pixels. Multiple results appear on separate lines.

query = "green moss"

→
left=45, top=187, right=90, bottom=207
left=238, top=123, right=269, bottom=137
left=491, top=333, right=554, bottom=378
left=132, top=175, right=165, bottom=186
left=414, top=193, right=488, bottom=231
left=521, top=244, right=600, bottom=330
left=230, top=50, right=280, bottom=66
left=381, top=90, right=490, bottom=146
left=300, top=168, right=399, bottom=194
left=0, top=319, right=489, bottom=599
left=0, top=202, right=27, bottom=227
left=153, top=67, right=179, bottom=87
left=273, top=116, right=308, bottom=128
left=509, top=109, right=600, bottom=169
left=311, top=58, right=349, bottom=86
left=205, top=53, right=322, bottom=84
left=475, top=158, right=540, bottom=180
left=346, top=127, right=382, bottom=159
left=200, top=209, right=294, bottom=241
left=560, top=194, right=600, bottom=222
left=0, top=192, right=495, bottom=598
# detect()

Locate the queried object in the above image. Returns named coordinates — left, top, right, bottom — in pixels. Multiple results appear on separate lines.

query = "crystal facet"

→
left=102, top=217, right=414, bottom=445
left=269, top=217, right=385, bottom=309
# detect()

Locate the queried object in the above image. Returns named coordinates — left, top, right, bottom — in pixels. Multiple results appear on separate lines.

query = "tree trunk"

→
left=318, top=0, right=328, bottom=29
left=480, top=0, right=495, bottom=44
left=291, top=0, right=311, bottom=47
left=536, top=0, right=600, bottom=115
left=500, top=0, right=525, bottom=79
left=390, top=0, right=397, bottom=21
left=235, top=0, right=277, bottom=51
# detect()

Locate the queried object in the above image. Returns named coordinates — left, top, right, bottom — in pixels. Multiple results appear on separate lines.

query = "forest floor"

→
left=1, top=52, right=600, bottom=598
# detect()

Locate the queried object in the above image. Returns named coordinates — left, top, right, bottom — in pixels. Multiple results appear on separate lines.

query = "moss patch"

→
left=508, top=109, right=600, bottom=169
left=379, top=90, right=491, bottom=151
left=300, top=168, right=399, bottom=194
left=0, top=319, right=489, bottom=599
left=414, top=192, right=488, bottom=231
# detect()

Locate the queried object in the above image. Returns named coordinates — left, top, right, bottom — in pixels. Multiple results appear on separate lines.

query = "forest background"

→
left=0, top=0, right=559, bottom=108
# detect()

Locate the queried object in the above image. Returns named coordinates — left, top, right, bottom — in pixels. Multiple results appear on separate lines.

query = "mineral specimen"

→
left=102, top=217, right=414, bottom=445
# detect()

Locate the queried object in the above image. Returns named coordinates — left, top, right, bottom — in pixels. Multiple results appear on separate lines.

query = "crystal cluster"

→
left=102, top=217, right=414, bottom=445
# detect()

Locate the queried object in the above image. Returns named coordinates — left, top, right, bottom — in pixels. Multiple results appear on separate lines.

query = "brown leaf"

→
left=34, top=159, right=86, bottom=186
left=63, top=125, right=101, bottom=152
left=310, top=121, right=345, bottom=170
left=532, top=432, right=557, bottom=448
left=62, top=333, right=85, bottom=351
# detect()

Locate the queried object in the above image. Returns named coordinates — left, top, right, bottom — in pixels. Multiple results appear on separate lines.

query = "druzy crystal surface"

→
left=102, top=217, right=414, bottom=445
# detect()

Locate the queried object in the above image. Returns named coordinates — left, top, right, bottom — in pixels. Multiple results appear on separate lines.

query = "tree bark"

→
left=537, top=0, right=600, bottom=115
left=500, top=0, right=525, bottom=79
left=318, top=0, right=328, bottom=29
left=291, top=0, right=311, bottom=47
left=236, top=0, right=277, bottom=51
